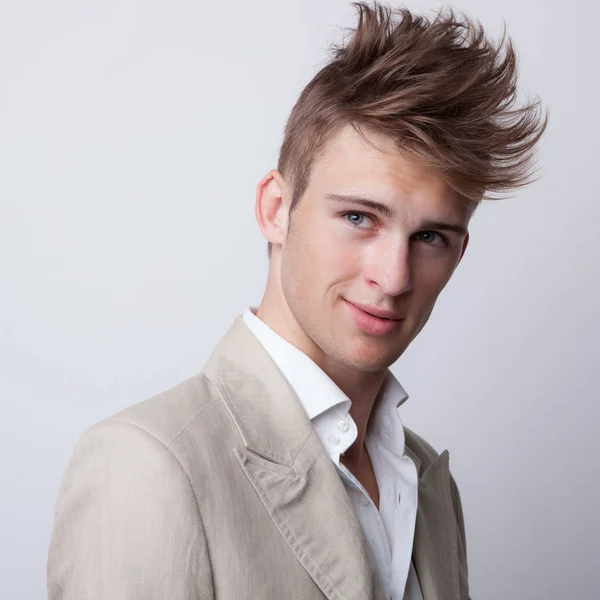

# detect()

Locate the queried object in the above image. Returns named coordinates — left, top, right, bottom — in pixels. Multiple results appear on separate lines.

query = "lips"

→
left=347, top=301, right=403, bottom=321
left=344, top=300, right=404, bottom=336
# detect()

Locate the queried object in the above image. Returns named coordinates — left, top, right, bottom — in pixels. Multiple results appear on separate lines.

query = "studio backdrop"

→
left=1, top=1, right=598, bottom=599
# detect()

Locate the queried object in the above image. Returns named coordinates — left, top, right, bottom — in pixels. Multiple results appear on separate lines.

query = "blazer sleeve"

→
left=47, top=420, right=214, bottom=600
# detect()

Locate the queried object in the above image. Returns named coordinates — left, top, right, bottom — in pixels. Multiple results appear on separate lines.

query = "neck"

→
left=256, top=271, right=388, bottom=467
left=335, top=367, right=387, bottom=466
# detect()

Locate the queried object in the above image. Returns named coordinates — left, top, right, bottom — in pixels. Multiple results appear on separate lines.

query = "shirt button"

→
left=327, top=435, right=340, bottom=446
left=359, top=495, right=370, bottom=507
left=337, top=419, right=350, bottom=433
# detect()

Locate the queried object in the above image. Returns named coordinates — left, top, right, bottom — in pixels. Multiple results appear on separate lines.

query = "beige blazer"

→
left=48, top=316, right=470, bottom=600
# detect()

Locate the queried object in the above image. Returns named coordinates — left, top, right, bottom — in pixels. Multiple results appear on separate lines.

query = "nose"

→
left=365, top=242, right=412, bottom=297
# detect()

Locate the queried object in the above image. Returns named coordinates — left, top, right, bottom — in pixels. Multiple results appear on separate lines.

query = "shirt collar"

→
left=242, top=307, right=410, bottom=423
left=368, top=370, right=410, bottom=457
left=374, top=370, right=410, bottom=420
left=242, top=307, right=351, bottom=420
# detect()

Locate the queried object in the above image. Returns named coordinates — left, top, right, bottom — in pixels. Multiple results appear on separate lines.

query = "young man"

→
left=48, top=3, right=546, bottom=599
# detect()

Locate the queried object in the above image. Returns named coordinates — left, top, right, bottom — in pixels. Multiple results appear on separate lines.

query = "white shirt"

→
left=242, top=307, right=424, bottom=600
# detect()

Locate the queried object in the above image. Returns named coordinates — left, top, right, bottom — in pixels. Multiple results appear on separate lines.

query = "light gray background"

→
left=1, top=1, right=598, bottom=598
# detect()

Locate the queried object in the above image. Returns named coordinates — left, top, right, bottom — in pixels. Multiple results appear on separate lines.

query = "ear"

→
left=255, top=169, right=290, bottom=249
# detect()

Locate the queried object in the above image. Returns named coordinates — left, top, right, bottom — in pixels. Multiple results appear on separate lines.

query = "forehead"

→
left=309, top=124, right=473, bottom=220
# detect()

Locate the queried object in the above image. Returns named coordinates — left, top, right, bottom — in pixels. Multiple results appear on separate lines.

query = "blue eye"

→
left=415, top=231, right=447, bottom=246
left=345, top=212, right=373, bottom=228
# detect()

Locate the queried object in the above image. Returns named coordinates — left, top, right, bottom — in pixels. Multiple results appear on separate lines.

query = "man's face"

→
left=278, top=124, right=475, bottom=373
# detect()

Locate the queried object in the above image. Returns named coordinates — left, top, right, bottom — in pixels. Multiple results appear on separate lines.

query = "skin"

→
left=254, top=124, right=476, bottom=505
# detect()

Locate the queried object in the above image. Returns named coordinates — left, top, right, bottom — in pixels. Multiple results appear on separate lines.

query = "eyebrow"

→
left=325, top=193, right=468, bottom=236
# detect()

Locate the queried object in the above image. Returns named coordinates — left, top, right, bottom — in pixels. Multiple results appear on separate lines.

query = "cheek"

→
left=412, top=258, right=455, bottom=301
left=328, top=245, right=360, bottom=278
left=311, top=225, right=361, bottom=281
left=411, top=252, right=456, bottom=284
left=288, top=210, right=363, bottom=291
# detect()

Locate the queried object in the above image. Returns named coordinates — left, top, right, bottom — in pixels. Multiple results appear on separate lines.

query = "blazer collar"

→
left=241, top=306, right=352, bottom=422
left=203, top=315, right=464, bottom=600
left=203, top=315, right=385, bottom=600
left=203, top=315, right=314, bottom=466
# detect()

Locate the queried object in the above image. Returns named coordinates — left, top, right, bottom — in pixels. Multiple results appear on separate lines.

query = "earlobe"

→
left=255, top=170, right=289, bottom=247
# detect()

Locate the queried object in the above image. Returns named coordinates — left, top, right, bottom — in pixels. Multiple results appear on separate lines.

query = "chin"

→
left=338, top=345, right=397, bottom=373
left=362, top=343, right=408, bottom=371
left=353, top=357, right=394, bottom=373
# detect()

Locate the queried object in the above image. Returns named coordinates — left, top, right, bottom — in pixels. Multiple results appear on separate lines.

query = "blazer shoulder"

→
left=104, top=372, right=223, bottom=448
left=49, top=417, right=215, bottom=600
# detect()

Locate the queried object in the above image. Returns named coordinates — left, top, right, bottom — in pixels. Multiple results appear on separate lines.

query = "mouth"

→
left=343, top=299, right=404, bottom=336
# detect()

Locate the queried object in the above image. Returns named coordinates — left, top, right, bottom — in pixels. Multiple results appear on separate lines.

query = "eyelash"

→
left=342, top=211, right=449, bottom=247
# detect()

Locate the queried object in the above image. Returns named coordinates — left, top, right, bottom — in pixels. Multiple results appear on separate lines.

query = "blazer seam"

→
left=166, top=382, right=222, bottom=449
left=204, top=373, right=254, bottom=452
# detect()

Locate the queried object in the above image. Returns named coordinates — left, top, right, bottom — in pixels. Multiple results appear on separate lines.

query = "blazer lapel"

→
left=405, top=447, right=463, bottom=600
left=204, top=316, right=386, bottom=600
